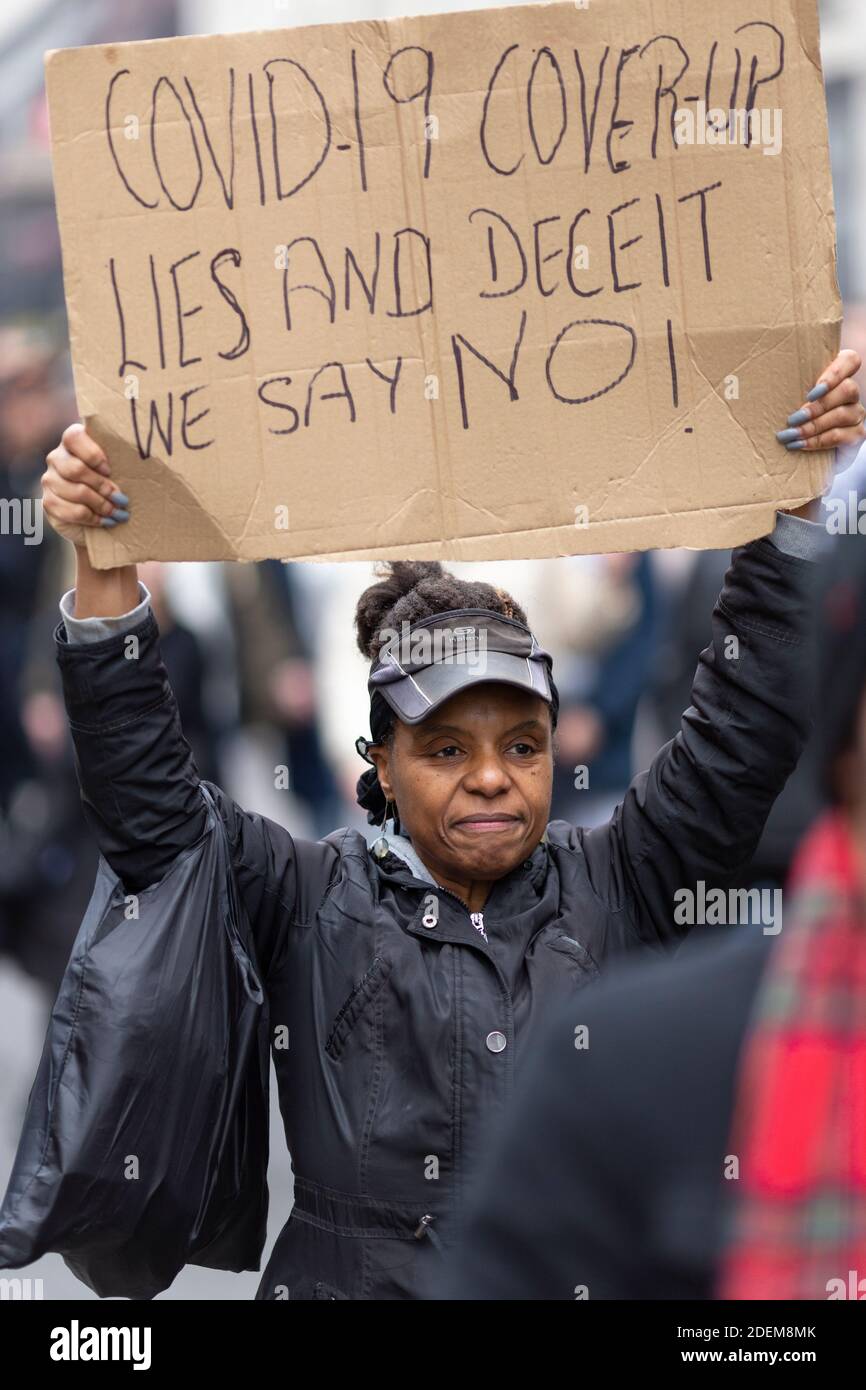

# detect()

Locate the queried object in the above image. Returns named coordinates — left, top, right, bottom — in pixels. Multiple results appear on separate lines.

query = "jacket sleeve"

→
left=579, top=527, right=820, bottom=953
left=55, top=605, right=338, bottom=981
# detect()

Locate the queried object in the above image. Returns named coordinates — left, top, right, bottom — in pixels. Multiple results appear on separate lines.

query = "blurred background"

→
left=0, top=0, right=864, bottom=1299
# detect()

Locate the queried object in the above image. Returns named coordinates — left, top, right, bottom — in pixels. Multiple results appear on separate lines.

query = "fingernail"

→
left=110, top=491, right=130, bottom=507
left=110, top=508, right=130, bottom=522
left=807, top=382, right=830, bottom=402
left=786, top=440, right=807, bottom=451
left=787, top=408, right=811, bottom=426
left=99, top=515, right=118, bottom=527
left=776, top=428, right=802, bottom=442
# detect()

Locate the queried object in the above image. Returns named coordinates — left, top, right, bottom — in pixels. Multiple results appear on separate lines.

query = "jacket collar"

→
left=379, top=819, right=438, bottom=886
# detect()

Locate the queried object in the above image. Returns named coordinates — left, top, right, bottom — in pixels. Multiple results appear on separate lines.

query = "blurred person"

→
left=0, top=323, right=72, bottom=814
left=0, top=688, right=100, bottom=1000
left=15, top=347, right=866, bottom=1301
left=224, top=558, right=342, bottom=838
left=551, top=551, right=660, bottom=828
left=138, top=561, right=221, bottom=786
left=0, top=321, right=98, bottom=996
left=439, top=531, right=866, bottom=1303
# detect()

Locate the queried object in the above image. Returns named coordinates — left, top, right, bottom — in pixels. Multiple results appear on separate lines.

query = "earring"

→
left=372, top=800, right=394, bottom=859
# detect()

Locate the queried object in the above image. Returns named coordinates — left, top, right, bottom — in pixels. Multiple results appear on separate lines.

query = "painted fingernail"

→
left=109, top=508, right=130, bottom=522
left=776, top=428, right=802, bottom=442
left=787, top=408, right=811, bottom=426
left=807, top=382, right=830, bottom=402
left=110, top=491, right=130, bottom=507
left=99, top=515, right=118, bottom=527
left=786, top=440, right=807, bottom=451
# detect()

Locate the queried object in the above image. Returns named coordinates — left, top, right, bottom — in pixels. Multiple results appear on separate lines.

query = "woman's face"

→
left=370, top=682, right=554, bottom=888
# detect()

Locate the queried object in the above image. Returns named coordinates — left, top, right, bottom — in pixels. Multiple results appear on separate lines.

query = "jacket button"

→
left=486, top=1030, right=507, bottom=1053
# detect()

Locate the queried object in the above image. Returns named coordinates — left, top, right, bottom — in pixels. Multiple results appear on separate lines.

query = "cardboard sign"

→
left=44, top=0, right=840, bottom=566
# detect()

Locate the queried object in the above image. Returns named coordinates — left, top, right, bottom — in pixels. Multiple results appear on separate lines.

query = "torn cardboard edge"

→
left=84, top=483, right=834, bottom=567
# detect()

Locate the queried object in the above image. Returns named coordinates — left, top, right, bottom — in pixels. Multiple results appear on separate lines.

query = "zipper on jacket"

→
left=411, top=844, right=548, bottom=945
left=414, top=1213, right=445, bottom=1253
left=423, top=877, right=490, bottom=942
left=469, top=911, right=488, bottom=942
left=384, top=851, right=504, bottom=946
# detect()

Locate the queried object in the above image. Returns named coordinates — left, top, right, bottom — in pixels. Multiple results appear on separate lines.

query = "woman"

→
left=37, top=350, right=866, bottom=1300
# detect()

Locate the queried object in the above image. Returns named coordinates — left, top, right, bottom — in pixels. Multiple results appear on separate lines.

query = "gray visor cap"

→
left=367, top=608, right=555, bottom=726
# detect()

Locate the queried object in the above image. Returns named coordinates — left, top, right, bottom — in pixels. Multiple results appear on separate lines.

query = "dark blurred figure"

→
left=551, top=553, right=660, bottom=827
left=0, top=322, right=99, bottom=996
left=137, top=562, right=222, bottom=787
left=0, top=326, right=68, bottom=811
left=225, top=559, right=341, bottom=838
left=439, top=532, right=866, bottom=1301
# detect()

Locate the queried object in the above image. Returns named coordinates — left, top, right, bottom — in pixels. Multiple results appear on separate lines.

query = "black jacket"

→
left=54, top=536, right=812, bottom=1300
left=437, top=924, right=773, bottom=1300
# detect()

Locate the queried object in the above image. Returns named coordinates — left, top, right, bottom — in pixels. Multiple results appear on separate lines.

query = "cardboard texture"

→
left=44, top=0, right=841, bottom=566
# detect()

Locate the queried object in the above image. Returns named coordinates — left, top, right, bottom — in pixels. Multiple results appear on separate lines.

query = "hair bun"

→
left=354, top=561, right=446, bottom=659
left=354, top=560, right=529, bottom=662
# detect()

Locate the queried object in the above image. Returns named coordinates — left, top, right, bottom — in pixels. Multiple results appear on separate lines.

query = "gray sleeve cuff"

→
left=59, top=581, right=153, bottom=644
left=766, top=510, right=830, bottom=562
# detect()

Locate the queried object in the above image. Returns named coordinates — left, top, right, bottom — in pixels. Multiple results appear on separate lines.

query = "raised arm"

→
left=580, top=518, right=820, bottom=952
left=580, top=348, right=866, bottom=954
left=42, top=424, right=339, bottom=979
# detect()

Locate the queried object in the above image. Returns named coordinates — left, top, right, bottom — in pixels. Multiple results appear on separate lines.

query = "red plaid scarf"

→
left=717, top=811, right=866, bottom=1300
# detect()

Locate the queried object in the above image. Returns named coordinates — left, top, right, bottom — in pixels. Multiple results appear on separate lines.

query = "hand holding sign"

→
left=777, top=349, right=866, bottom=453
left=41, top=423, right=129, bottom=546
